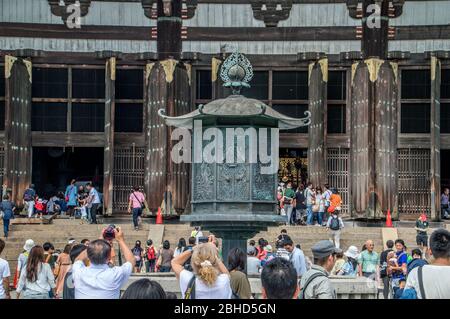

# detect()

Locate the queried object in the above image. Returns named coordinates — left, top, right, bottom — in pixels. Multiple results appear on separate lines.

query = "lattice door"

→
left=327, top=148, right=349, bottom=216
left=0, top=145, right=4, bottom=195
left=113, top=146, right=145, bottom=212
left=398, top=149, right=430, bottom=217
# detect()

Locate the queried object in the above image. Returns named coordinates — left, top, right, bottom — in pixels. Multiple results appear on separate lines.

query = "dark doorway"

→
left=32, top=147, right=103, bottom=198
left=278, top=148, right=308, bottom=187
left=442, top=150, right=450, bottom=192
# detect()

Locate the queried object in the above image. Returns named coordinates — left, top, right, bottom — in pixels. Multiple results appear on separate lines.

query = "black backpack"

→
left=329, top=216, right=340, bottom=230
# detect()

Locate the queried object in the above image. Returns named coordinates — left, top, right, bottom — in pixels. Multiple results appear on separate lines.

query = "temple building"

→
left=0, top=0, right=449, bottom=221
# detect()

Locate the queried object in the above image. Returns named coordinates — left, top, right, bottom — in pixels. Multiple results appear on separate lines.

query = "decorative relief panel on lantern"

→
left=252, top=164, right=276, bottom=201
left=193, top=163, right=215, bottom=201
left=217, top=164, right=250, bottom=201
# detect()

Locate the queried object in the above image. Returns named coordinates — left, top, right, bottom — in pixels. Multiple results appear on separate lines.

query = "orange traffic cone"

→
left=156, top=207, right=163, bottom=224
left=386, top=209, right=393, bottom=227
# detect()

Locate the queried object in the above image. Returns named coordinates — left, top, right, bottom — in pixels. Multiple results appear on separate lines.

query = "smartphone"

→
left=198, top=236, right=209, bottom=244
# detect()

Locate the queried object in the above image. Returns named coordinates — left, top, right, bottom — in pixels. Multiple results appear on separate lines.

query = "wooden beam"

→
left=430, top=56, right=441, bottom=221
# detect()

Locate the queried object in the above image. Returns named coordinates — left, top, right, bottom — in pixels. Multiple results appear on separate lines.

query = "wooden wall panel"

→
left=308, top=58, right=327, bottom=187
left=3, top=56, right=32, bottom=204
left=430, top=56, right=441, bottom=221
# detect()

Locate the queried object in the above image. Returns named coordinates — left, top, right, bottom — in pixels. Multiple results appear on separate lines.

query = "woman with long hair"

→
left=174, top=238, right=187, bottom=257
left=16, top=246, right=56, bottom=299
left=228, top=247, right=252, bottom=299
left=171, top=235, right=232, bottom=299
left=132, top=240, right=144, bottom=273
left=54, top=244, right=72, bottom=297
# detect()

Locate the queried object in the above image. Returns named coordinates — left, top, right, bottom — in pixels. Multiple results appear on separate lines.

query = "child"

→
left=314, top=187, right=324, bottom=226
left=34, top=195, right=45, bottom=219
left=0, top=194, right=15, bottom=238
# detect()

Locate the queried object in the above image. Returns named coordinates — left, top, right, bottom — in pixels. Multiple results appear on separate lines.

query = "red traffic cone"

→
left=386, top=209, right=393, bottom=227
left=156, top=207, right=163, bottom=224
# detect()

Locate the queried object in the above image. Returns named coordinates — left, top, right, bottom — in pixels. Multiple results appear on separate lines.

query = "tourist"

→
left=394, top=279, right=406, bottom=299
left=379, top=240, right=394, bottom=299
left=328, top=188, right=342, bottom=214
left=174, top=238, right=187, bottom=257
left=404, top=229, right=450, bottom=298
left=16, top=245, right=56, bottom=299
left=23, top=184, right=36, bottom=218
left=275, top=229, right=290, bottom=249
left=256, top=238, right=267, bottom=261
left=72, top=227, right=135, bottom=299
left=358, top=240, right=379, bottom=281
left=247, top=246, right=261, bottom=275
left=77, top=186, right=88, bottom=222
left=407, top=249, right=428, bottom=275
left=81, top=239, right=90, bottom=246
left=249, top=239, right=256, bottom=248
left=282, top=182, right=295, bottom=225
left=121, top=278, right=167, bottom=299
left=389, top=239, right=409, bottom=296
left=191, top=226, right=203, bottom=245
left=128, top=185, right=146, bottom=230
left=294, top=185, right=307, bottom=225
left=441, top=188, right=450, bottom=219
left=65, top=179, right=78, bottom=218
left=0, top=239, right=11, bottom=299
left=338, top=246, right=359, bottom=276
left=54, top=244, right=72, bottom=297
left=17, top=239, right=35, bottom=277
left=326, top=210, right=344, bottom=248
left=299, top=240, right=337, bottom=299
left=322, top=184, right=332, bottom=225
left=261, top=258, right=299, bottom=299
left=415, top=213, right=429, bottom=256
left=43, top=242, right=56, bottom=270
left=227, top=247, right=252, bottom=299
left=132, top=240, right=144, bottom=273
left=157, top=240, right=174, bottom=272
left=62, top=244, right=86, bottom=299
left=46, top=194, right=60, bottom=215
left=283, top=238, right=307, bottom=278
left=330, top=249, right=345, bottom=275
left=171, top=236, right=232, bottom=299
left=86, top=182, right=101, bottom=224
left=305, top=182, right=315, bottom=225
left=314, top=187, right=325, bottom=226
left=34, top=195, right=45, bottom=219
left=145, top=239, right=157, bottom=273
left=0, top=194, right=15, bottom=238
left=183, top=237, right=196, bottom=271
left=56, top=192, right=68, bottom=216
left=261, top=245, right=275, bottom=267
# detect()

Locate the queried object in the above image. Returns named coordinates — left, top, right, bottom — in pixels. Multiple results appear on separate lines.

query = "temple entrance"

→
left=278, top=148, right=308, bottom=187
left=32, top=147, right=103, bottom=198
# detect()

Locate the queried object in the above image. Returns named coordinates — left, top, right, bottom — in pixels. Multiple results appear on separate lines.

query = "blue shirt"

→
left=290, top=247, right=307, bottom=277
left=0, top=201, right=15, bottom=220
left=340, top=260, right=358, bottom=276
left=392, top=251, right=408, bottom=280
left=65, top=185, right=78, bottom=206
left=89, top=188, right=101, bottom=205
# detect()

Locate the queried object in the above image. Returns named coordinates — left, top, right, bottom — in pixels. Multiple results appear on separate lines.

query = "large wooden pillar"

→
left=308, top=58, right=328, bottom=187
left=103, top=57, right=116, bottom=216
left=430, top=55, right=441, bottom=221
left=3, top=55, right=32, bottom=205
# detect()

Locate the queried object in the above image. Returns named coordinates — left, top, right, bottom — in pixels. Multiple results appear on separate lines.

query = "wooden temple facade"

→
left=1, top=0, right=450, bottom=220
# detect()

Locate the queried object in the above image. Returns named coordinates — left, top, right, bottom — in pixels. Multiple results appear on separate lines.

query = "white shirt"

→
left=247, top=256, right=262, bottom=275
left=16, top=262, right=55, bottom=294
left=72, top=260, right=132, bottom=299
left=89, top=188, right=101, bottom=205
left=0, top=258, right=11, bottom=298
left=179, top=269, right=232, bottom=299
left=405, top=264, right=450, bottom=299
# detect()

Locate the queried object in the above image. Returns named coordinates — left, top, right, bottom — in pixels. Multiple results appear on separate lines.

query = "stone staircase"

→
left=1, top=219, right=151, bottom=272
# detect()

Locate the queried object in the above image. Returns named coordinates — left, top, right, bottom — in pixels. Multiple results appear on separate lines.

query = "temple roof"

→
left=158, top=94, right=311, bottom=129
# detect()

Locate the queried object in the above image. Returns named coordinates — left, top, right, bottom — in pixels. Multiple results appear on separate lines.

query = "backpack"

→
left=329, top=216, right=341, bottom=231
left=23, top=189, right=34, bottom=201
left=298, top=272, right=327, bottom=299
left=146, top=247, right=156, bottom=260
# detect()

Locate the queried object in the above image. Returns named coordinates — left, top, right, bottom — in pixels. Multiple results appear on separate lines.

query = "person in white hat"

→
left=17, top=239, right=35, bottom=275
left=338, top=246, right=360, bottom=276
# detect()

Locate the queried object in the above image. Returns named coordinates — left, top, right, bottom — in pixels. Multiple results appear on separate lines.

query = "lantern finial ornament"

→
left=220, top=52, right=253, bottom=95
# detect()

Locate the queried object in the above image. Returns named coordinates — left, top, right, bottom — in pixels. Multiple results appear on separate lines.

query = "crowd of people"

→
left=0, top=223, right=448, bottom=299
left=278, top=182, right=343, bottom=228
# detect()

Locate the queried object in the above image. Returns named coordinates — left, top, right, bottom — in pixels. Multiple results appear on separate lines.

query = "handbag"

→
left=53, top=261, right=61, bottom=278
left=312, top=204, right=320, bottom=213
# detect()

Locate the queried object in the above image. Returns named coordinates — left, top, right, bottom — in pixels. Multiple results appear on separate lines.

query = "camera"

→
left=102, top=224, right=116, bottom=241
left=198, top=236, right=209, bottom=244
